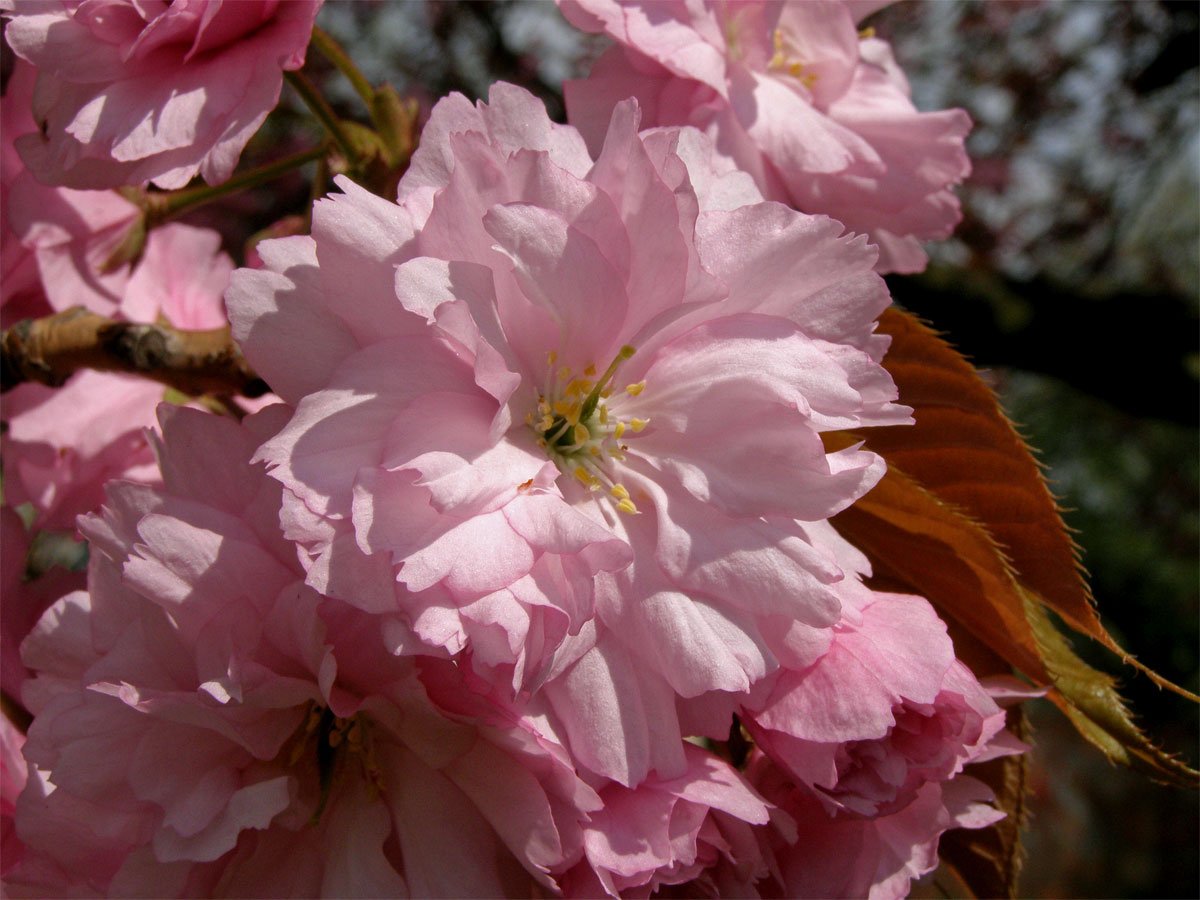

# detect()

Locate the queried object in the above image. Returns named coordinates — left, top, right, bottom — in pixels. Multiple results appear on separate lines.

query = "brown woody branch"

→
left=1, top=307, right=269, bottom=398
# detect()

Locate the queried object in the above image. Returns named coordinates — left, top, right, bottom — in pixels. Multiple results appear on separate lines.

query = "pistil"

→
left=528, top=344, right=647, bottom=513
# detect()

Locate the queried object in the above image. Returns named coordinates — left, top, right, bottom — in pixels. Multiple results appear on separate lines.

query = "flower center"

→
left=284, top=703, right=384, bottom=825
left=769, top=28, right=818, bottom=89
left=527, top=344, right=647, bottom=514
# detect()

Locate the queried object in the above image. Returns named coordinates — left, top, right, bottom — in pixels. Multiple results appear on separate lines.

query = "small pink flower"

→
left=742, top=591, right=1010, bottom=818
left=559, top=742, right=774, bottom=897
left=749, top=751, right=1006, bottom=900
left=560, top=0, right=972, bottom=273
left=5, top=0, right=323, bottom=189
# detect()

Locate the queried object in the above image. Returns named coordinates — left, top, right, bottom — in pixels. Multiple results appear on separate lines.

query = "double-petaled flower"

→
left=560, top=0, right=972, bottom=273
left=230, top=83, right=911, bottom=783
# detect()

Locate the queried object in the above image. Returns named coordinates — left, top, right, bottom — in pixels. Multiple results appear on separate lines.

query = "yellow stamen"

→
left=614, top=422, right=626, bottom=439
left=610, top=484, right=630, bottom=501
left=629, top=418, right=649, bottom=432
left=573, top=424, right=591, bottom=445
left=858, top=26, right=875, bottom=39
left=573, top=466, right=593, bottom=486
left=584, top=364, right=597, bottom=377
left=599, top=406, right=609, bottom=425
left=615, top=498, right=638, bottom=515
left=557, top=365, right=571, bottom=382
left=625, top=381, right=645, bottom=396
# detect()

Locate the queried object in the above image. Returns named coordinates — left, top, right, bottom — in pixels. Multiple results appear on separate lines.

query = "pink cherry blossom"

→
left=750, top=751, right=1006, bottom=900
left=229, top=84, right=910, bottom=783
left=559, top=0, right=972, bottom=273
left=558, top=742, right=774, bottom=897
left=741, top=591, right=1011, bottom=818
left=4, top=0, right=323, bottom=190
left=418, top=651, right=779, bottom=899
left=10, top=405, right=600, bottom=897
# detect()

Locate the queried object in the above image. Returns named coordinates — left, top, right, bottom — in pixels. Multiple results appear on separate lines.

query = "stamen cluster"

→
left=285, top=703, right=385, bottom=825
left=768, top=28, right=819, bottom=89
left=527, top=345, right=647, bottom=514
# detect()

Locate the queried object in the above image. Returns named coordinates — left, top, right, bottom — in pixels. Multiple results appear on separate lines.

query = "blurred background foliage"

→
left=873, top=5, right=1198, bottom=895
left=7, top=1, right=1195, bottom=896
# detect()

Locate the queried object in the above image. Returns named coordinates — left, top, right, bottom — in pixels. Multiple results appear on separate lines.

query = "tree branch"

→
left=1, top=308, right=269, bottom=398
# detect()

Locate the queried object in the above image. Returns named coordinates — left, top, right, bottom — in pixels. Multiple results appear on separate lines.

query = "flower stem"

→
left=310, top=26, right=376, bottom=109
left=285, top=69, right=358, bottom=164
left=147, top=142, right=330, bottom=225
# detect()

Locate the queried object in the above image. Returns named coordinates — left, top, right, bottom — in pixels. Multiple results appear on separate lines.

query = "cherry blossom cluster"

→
left=1, top=2, right=1019, bottom=897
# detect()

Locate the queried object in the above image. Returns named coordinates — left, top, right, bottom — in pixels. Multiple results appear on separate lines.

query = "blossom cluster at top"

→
left=0, top=2, right=1010, bottom=898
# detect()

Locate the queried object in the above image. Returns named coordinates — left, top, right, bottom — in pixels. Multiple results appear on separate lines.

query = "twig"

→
left=1, top=308, right=269, bottom=398
left=285, top=70, right=359, bottom=166
left=147, top=141, right=330, bottom=226
left=311, top=26, right=376, bottom=109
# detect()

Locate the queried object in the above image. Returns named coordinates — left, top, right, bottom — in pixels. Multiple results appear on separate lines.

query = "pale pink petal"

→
left=559, top=0, right=731, bottom=96
left=544, top=636, right=685, bottom=786
left=6, top=171, right=140, bottom=315
left=255, top=335, right=477, bottom=519
left=485, top=202, right=631, bottom=365
left=397, top=507, right=536, bottom=595
left=226, top=236, right=359, bottom=405
left=120, top=223, right=230, bottom=329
